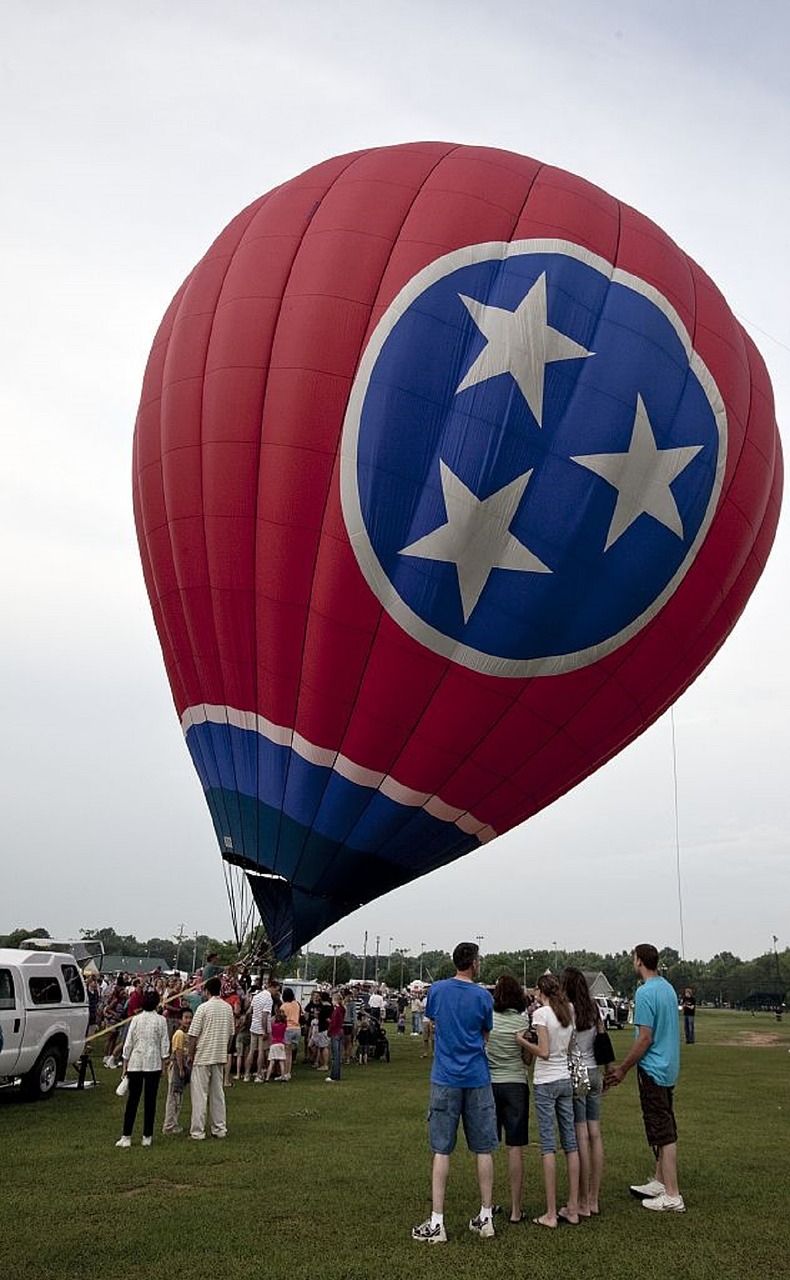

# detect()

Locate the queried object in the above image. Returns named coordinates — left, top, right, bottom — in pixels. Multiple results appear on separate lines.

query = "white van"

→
left=0, top=948, right=88, bottom=1099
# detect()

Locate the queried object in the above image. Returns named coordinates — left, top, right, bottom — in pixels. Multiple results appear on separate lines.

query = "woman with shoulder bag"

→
left=561, top=968, right=615, bottom=1217
left=485, top=974, right=532, bottom=1223
left=517, top=974, right=580, bottom=1227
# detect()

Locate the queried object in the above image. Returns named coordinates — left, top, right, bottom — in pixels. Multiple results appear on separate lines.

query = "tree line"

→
left=1, top=924, right=785, bottom=1006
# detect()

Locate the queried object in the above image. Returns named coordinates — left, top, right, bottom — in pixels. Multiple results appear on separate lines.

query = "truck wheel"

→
left=20, top=1043, right=64, bottom=1100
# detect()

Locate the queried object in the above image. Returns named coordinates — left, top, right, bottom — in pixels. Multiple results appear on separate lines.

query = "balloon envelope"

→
left=133, top=143, right=782, bottom=958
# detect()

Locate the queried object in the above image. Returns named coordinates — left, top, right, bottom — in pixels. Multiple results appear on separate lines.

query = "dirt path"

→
left=715, top=1031, right=784, bottom=1047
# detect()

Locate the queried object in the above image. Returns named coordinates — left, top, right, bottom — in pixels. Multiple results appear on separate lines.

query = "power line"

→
left=670, top=706, right=686, bottom=961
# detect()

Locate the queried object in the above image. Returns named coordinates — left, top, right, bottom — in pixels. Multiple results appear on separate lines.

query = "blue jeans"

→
left=684, top=1014, right=695, bottom=1044
left=330, top=1035, right=342, bottom=1080
left=533, top=1079, right=578, bottom=1155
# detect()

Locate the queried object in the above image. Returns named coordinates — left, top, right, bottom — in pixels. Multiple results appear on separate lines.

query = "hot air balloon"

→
left=132, top=143, right=782, bottom=959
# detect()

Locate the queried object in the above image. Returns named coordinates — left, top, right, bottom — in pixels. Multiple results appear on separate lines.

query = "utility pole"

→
left=174, top=923, right=185, bottom=973
left=330, top=943, right=344, bottom=987
left=419, top=942, right=426, bottom=982
left=375, top=935, right=380, bottom=982
left=361, top=930, right=368, bottom=982
left=191, top=931, right=198, bottom=973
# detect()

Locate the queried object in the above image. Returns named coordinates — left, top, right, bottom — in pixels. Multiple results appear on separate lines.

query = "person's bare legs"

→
left=476, top=1152, right=494, bottom=1210
left=431, top=1153, right=450, bottom=1214
left=506, top=1145, right=524, bottom=1220
left=588, top=1120, right=604, bottom=1213
left=575, top=1122, right=591, bottom=1214
left=538, top=1152, right=558, bottom=1225
left=564, top=1149, right=580, bottom=1219
left=656, top=1143, right=679, bottom=1197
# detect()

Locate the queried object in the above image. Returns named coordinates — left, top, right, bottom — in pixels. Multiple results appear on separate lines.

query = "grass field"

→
left=2, top=1009, right=789, bottom=1280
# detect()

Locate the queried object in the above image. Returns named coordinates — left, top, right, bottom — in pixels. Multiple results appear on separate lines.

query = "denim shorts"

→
left=572, top=1066, right=602, bottom=1124
left=533, top=1079, right=578, bottom=1155
left=428, top=1083, right=499, bottom=1155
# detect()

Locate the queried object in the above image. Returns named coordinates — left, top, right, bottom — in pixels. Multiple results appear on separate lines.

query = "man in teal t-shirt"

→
left=607, top=943, right=684, bottom=1213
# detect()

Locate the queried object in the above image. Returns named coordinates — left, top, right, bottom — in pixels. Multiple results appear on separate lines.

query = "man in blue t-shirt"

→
left=411, top=942, right=498, bottom=1245
left=607, top=942, right=684, bottom=1213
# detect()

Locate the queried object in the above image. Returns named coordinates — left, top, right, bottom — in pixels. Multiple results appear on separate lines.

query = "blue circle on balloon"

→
left=345, top=243, right=723, bottom=674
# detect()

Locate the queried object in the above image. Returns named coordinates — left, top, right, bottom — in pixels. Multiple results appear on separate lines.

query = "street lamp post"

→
left=419, top=942, right=426, bottom=983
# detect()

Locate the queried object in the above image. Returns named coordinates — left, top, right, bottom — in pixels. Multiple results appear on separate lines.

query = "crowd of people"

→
left=87, top=941, right=685, bottom=1233
left=86, top=961, right=403, bottom=1144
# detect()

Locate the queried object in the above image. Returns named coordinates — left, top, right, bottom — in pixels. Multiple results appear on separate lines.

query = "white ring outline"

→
left=339, top=239, right=727, bottom=678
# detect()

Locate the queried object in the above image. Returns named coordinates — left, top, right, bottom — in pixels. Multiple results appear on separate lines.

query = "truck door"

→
left=0, top=966, right=24, bottom=1076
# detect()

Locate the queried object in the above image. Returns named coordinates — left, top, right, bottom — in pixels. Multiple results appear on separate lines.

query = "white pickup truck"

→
left=0, top=948, right=88, bottom=1099
left=594, top=994, right=618, bottom=1029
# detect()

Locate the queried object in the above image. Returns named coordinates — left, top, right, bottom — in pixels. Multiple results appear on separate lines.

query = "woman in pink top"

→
left=265, top=1010, right=288, bottom=1081
left=327, top=992, right=345, bottom=1082
left=279, top=987, right=302, bottom=1081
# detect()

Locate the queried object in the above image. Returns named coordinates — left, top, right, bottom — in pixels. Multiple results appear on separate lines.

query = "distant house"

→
left=99, top=954, right=169, bottom=976
left=583, top=971, right=614, bottom=997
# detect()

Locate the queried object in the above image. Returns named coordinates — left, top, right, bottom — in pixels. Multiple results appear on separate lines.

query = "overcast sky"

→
left=1, top=1, right=787, bottom=966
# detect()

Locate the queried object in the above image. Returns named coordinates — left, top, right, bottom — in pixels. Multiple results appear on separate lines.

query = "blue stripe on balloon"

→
left=185, top=720, right=480, bottom=876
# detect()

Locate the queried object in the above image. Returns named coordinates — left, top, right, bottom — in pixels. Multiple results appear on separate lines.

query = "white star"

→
left=455, top=273, right=593, bottom=425
left=571, top=395, right=703, bottom=551
left=399, top=461, right=551, bottom=623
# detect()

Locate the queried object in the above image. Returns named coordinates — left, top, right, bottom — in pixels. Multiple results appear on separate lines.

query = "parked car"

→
left=594, top=995, right=617, bottom=1029
left=0, top=948, right=88, bottom=1099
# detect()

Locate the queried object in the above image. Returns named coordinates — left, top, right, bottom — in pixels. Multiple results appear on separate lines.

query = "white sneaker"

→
left=469, top=1214, right=495, bottom=1239
left=642, top=1193, right=685, bottom=1213
left=141, top=1136, right=152, bottom=1148
left=115, top=1136, right=131, bottom=1149
left=629, top=1179, right=666, bottom=1199
left=412, top=1219, right=447, bottom=1244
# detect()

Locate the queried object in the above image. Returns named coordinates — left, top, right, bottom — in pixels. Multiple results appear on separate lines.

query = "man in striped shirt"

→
left=188, top=976, right=235, bottom=1140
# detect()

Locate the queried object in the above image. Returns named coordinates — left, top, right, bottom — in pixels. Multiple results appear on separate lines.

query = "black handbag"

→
left=593, top=1026, right=615, bottom=1066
